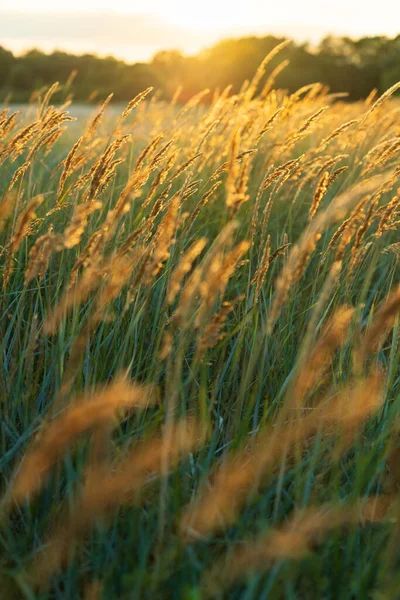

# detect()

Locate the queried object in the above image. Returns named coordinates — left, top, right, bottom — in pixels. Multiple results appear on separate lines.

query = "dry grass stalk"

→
left=261, top=60, right=290, bottom=98
left=117, top=217, right=152, bottom=256
left=0, top=191, right=17, bottom=234
left=186, top=181, right=222, bottom=228
left=173, top=265, right=204, bottom=328
left=181, top=370, right=384, bottom=539
left=273, top=156, right=305, bottom=197
left=196, top=295, right=245, bottom=359
left=121, top=87, right=153, bottom=120
left=38, top=82, right=60, bottom=119
left=286, top=106, right=329, bottom=148
left=171, top=86, right=183, bottom=106
left=363, top=137, right=400, bottom=176
left=173, top=222, right=238, bottom=327
left=195, top=240, right=250, bottom=327
left=320, top=367, right=384, bottom=431
left=63, top=201, right=102, bottom=249
left=159, top=331, right=174, bottom=360
left=24, top=226, right=61, bottom=284
left=92, top=253, right=138, bottom=323
left=327, top=165, right=348, bottom=187
left=3, top=377, right=157, bottom=507
left=255, top=107, right=285, bottom=144
left=8, top=161, right=30, bottom=190
left=226, top=153, right=252, bottom=215
left=167, top=153, right=202, bottom=185
left=204, top=496, right=394, bottom=596
left=144, top=159, right=177, bottom=208
left=175, top=89, right=211, bottom=122
left=3, top=194, right=44, bottom=287
left=365, top=88, right=379, bottom=107
left=135, top=134, right=163, bottom=170
left=249, top=183, right=265, bottom=242
left=309, top=171, right=330, bottom=220
left=145, top=195, right=180, bottom=283
left=43, top=126, right=67, bottom=155
left=349, top=197, right=379, bottom=270
left=362, top=138, right=396, bottom=171
left=181, top=181, right=201, bottom=201
left=356, top=284, right=400, bottom=368
left=57, top=136, right=84, bottom=200
left=85, top=135, right=130, bottom=201
left=0, top=121, right=39, bottom=166
left=268, top=174, right=390, bottom=332
left=26, top=125, right=67, bottom=163
left=74, top=166, right=154, bottom=268
left=40, top=108, right=75, bottom=132
left=318, top=119, right=359, bottom=149
left=167, top=238, right=207, bottom=304
left=149, top=140, right=175, bottom=171
left=292, top=306, right=355, bottom=404
left=267, top=231, right=321, bottom=333
left=261, top=156, right=304, bottom=192
left=179, top=177, right=201, bottom=200
left=43, top=264, right=101, bottom=334
left=289, top=83, right=321, bottom=102
left=252, top=240, right=291, bottom=300
left=315, top=154, right=348, bottom=179
left=68, top=229, right=103, bottom=288
left=209, top=149, right=255, bottom=182
left=84, top=581, right=103, bottom=600
left=113, top=166, right=152, bottom=215
left=125, top=246, right=154, bottom=303
left=225, top=128, right=241, bottom=208
left=0, top=110, right=19, bottom=140
left=376, top=189, right=400, bottom=237
left=27, top=419, right=207, bottom=588
left=252, top=235, right=271, bottom=296
left=244, top=40, right=290, bottom=102
left=382, top=241, right=400, bottom=257
left=195, top=118, right=221, bottom=153
left=363, top=82, right=400, bottom=122
left=86, top=93, right=113, bottom=139
left=322, top=195, right=368, bottom=263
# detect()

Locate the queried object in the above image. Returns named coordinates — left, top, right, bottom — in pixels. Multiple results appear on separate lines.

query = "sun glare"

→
left=114, top=0, right=249, bottom=32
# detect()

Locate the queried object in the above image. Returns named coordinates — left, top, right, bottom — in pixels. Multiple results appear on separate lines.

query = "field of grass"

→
left=2, top=50, right=400, bottom=599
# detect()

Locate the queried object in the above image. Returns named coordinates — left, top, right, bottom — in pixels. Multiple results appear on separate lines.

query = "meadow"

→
left=2, top=43, right=400, bottom=598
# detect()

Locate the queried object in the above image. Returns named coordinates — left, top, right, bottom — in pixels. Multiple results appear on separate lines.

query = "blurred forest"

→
left=1, top=33, right=400, bottom=103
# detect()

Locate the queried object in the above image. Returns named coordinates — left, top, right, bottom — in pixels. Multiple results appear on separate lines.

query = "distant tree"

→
left=1, top=33, right=400, bottom=104
left=113, top=63, right=160, bottom=102
left=151, top=50, right=188, bottom=97
left=0, top=46, right=14, bottom=90
left=381, top=63, right=400, bottom=94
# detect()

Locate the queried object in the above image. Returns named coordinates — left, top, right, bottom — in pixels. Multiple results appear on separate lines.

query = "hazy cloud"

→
left=0, top=12, right=217, bottom=60
left=1, top=9, right=389, bottom=62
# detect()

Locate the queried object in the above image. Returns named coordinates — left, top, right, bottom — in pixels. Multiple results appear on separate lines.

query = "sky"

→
left=0, top=0, right=399, bottom=62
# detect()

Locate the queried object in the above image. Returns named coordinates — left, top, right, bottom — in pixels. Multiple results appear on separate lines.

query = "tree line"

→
left=1, top=33, right=400, bottom=104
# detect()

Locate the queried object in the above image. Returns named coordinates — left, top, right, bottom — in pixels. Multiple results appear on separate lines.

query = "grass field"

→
left=2, top=50, right=400, bottom=599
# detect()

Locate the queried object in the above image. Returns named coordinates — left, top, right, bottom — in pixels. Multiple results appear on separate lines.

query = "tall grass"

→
left=2, top=52, right=400, bottom=598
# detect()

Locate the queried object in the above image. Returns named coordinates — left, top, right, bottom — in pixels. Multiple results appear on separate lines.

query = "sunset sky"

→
left=1, top=0, right=399, bottom=62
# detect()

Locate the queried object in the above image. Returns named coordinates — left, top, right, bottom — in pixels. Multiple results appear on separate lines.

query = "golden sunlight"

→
left=116, top=0, right=249, bottom=31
